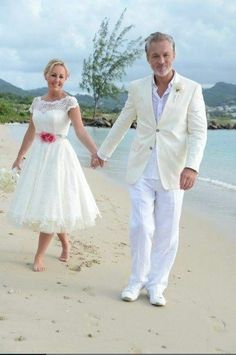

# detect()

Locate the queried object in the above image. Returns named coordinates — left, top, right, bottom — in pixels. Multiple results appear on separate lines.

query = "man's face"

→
left=147, top=40, right=175, bottom=77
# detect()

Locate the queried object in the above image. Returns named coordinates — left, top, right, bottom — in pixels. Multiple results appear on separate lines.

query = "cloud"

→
left=0, top=0, right=235, bottom=92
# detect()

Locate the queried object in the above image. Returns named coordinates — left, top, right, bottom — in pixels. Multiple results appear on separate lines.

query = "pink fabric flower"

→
left=39, top=132, right=56, bottom=143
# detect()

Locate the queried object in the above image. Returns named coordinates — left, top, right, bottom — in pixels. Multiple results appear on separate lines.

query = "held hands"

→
left=180, top=167, right=198, bottom=190
left=90, top=153, right=105, bottom=169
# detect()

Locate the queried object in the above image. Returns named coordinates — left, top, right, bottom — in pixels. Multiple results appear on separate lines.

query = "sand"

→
left=0, top=124, right=236, bottom=354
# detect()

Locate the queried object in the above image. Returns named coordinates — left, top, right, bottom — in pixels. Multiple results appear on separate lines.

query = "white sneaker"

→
left=148, top=291, right=166, bottom=306
left=121, top=285, right=142, bottom=302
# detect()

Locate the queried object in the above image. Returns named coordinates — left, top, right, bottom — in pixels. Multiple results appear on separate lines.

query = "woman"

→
left=8, top=59, right=101, bottom=272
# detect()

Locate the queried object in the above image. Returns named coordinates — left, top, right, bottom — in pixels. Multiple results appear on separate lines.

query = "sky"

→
left=0, top=0, right=235, bottom=94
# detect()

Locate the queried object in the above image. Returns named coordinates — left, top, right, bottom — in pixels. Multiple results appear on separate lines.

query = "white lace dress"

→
left=8, top=96, right=100, bottom=234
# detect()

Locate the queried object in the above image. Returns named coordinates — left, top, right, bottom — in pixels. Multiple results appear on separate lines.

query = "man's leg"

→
left=127, top=176, right=156, bottom=288
left=146, top=180, right=184, bottom=296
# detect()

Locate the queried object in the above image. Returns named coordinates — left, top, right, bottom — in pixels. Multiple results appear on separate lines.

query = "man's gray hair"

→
left=145, top=32, right=175, bottom=54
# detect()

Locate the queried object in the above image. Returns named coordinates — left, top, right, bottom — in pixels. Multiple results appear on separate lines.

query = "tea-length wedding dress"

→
left=8, top=96, right=100, bottom=233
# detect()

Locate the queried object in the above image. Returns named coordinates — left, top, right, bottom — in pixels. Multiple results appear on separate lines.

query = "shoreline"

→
left=0, top=123, right=236, bottom=353
left=4, top=118, right=236, bottom=129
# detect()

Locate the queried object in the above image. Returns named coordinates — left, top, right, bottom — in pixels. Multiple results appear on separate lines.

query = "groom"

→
left=96, top=32, right=207, bottom=306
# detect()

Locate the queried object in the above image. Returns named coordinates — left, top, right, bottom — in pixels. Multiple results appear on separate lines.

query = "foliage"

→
left=0, top=92, right=33, bottom=104
left=80, top=9, right=143, bottom=118
left=0, top=95, right=30, bottom=123
left=0, top=99, right=12, bottom=115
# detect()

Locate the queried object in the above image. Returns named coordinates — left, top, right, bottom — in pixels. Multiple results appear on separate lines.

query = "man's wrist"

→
left=97, top=151, right=108, bottom=161
left=185, top=167, right=198, bottom=173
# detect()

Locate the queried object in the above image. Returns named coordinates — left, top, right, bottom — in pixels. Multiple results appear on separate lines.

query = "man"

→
left=96, top=32, right=207, bottom=306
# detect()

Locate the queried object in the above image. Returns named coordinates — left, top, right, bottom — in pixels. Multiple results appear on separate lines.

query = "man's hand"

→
left=180, top=167, right=198, bottom=190
left=90, top=153, right=105, bottom=169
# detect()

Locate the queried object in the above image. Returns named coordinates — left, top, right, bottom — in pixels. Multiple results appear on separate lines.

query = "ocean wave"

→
left=199, top=177, right=236, bottom=191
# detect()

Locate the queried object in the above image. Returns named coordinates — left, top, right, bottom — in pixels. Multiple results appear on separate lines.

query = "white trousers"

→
left=128, top=175, right=184, bottom=294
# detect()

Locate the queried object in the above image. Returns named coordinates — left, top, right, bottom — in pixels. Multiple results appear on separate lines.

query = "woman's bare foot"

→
left=58, top=242, right=70, bottom=262
left=33, top=232, right=53, bottom=271
left=33, top=255, right=46, bottom=272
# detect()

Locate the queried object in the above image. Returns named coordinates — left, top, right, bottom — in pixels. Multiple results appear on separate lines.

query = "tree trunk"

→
left=92, top=97, right=99, bottom=119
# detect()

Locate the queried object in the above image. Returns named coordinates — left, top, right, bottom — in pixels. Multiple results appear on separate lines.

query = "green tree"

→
left=0, top=98, right=12, bottom=115
left=80, top=9, right=143, bottom=118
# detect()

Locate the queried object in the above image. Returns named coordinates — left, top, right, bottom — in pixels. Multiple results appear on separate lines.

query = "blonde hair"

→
left=44, top=59, right=70, bottom=78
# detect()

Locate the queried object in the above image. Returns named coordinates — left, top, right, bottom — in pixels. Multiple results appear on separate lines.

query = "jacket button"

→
left=156, top=128, right=160, bottom=132
left=149, top=146, right=153, bottom=150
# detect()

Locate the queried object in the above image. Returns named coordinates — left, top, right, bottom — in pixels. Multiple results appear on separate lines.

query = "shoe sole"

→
left=150, top=301, right=166, bottom=306
left=121, top=296, right=137, bottom=302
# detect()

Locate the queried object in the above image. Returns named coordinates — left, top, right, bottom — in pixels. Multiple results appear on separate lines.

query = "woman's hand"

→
left=12, top=117, right=35, bottom=170
left=90, top=153, right=104, bottom=169
left=12, top=157, right=24, bottom=171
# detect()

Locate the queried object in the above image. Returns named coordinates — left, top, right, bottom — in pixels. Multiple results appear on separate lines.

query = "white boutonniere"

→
left=173, top=82, right=184, bottom=101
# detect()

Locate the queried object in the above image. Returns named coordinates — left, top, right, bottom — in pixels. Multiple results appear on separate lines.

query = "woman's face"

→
left=45, top=65, right=67, bottom=92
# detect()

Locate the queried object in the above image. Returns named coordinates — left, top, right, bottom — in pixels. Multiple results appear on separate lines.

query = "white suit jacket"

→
left=98, top=72, right=207, bottom=190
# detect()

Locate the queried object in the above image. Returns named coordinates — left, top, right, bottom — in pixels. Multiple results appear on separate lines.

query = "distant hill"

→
left=203, top=82, right=236, bottom=106
left=27, top=87, right=48, bottom=96
left=78, top=82, right=236, bottom=109
left=0, top=78, right=47, bottom=97
left=1, top=77, right=236, bottom=108
left=0, top=78, right=27, bottom=96
left=75, top=94, right=93, bottom=107
left=75, top=91, right=127, bottom=111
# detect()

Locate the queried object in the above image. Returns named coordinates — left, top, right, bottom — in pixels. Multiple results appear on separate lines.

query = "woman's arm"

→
left=12, top=116, right=36, bottom=170
left=68, top=106, right=103, bottom=167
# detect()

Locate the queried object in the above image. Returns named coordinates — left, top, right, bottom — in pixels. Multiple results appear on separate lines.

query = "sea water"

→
left=9, top=124, right=236, bottom=240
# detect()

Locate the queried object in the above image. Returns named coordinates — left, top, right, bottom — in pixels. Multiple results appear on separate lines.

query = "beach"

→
left=0, top=123, right=236, bottom=354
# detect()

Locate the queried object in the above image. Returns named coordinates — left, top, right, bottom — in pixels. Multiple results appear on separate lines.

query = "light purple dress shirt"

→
left=142, top=75, right=174, bottom=180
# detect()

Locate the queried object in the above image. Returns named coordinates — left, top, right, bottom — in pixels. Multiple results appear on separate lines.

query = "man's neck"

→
left=154, top=70, right=174, bottom=87
left=154, top=70, right=175, bottom=97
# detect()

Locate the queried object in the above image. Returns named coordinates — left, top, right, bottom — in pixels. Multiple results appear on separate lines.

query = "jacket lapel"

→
left=140, top=72, right=183, bottom=127
left=141, top=76, right=156, bottom=127
left=158, top=72, right=182, bottom=125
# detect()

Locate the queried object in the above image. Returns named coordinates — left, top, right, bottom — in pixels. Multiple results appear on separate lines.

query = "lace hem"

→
left=8, top=213, right=100, bottom=234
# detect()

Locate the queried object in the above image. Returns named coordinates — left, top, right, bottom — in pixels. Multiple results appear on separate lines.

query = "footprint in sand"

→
left=210, top=315, right=226, bottom=332
left=85, top=313, right=101, bottom=338
left=56, top=281, right=68, bottom=287
left=129, top=345, right=143, bottom=354
left=15, top=336, right=26, bottom=342
left=83, top=286, right=96, bottom=297
left=69, top=264, right=83, bottom=272
left=214, top=347, right=227, bottom=353
left=87, top=313, right=100, bottom=327
left=68, top=239, right=101, bottom=272
left=69, top=259, right=100, bottom=272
